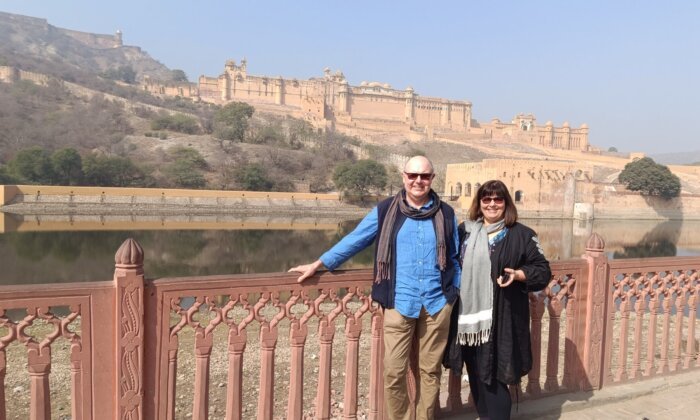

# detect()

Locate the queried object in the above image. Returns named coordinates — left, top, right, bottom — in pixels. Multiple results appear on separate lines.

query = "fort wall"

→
left=446, top=159, right=700, bottom=220
left=144, top=59, right=584, bottom=151
left=0, top=185, right=344, bottom=207
left=61, top=28, right=123, bottom=49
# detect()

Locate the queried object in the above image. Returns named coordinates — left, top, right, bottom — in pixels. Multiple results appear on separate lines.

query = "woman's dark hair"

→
left=468, top=179, right=518, bottom=226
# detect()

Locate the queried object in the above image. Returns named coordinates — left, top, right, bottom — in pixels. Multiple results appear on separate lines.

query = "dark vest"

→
left=372, top=197, right=458, bottom=308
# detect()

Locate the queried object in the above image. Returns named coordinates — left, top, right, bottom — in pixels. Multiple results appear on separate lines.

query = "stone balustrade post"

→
left=572, top=233, right=611, bottom=390
left=114, top=238, right=145, bottom=420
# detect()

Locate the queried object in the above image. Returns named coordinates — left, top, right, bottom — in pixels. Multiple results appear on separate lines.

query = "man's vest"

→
left=371, top=197, right=458, bottom=308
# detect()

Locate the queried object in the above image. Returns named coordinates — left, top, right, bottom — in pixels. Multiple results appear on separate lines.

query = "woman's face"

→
left=480, top=194, right=505, bottom=225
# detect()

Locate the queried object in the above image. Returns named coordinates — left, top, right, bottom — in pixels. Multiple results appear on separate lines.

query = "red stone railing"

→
left=0, top=234, right=699, bottom=419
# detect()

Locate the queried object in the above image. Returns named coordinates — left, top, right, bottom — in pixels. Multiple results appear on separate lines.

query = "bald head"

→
left=403, top=155, right=434, bottom=174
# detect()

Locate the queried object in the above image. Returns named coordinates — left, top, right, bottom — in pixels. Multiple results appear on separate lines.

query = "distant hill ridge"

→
left=0, top=11, right=173, bottom=81
left=651, top=151, right=700, bottom=165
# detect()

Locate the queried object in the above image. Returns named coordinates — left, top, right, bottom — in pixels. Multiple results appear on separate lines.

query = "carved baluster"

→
left=114, top=238, right=145, bottom=420
left=166, top=336, right=178, bottom=420
left=257, top=292, right=283, bottom=420
left=315, top=289, right=342, bottom=420
left=671, top=277, right=685, bottom=372
left=287, top=319, right=307, bottom=420
left=222, top=294, right=251, bottom=420
left=545, top=289, right=563, bottom=391
left=615, top=287, right=631, bottom=382
left=368, top=309, right=384, bottom=420
left=562, top=278, right=577, bottom=390
left=527, top=289, right=545, bottom=395
left=16, top=307, right=52, bottom=420
left=287, top=290, right=311, bottom=420
left=645, top=289, right=659, bottom=376
left=257, top=323, right=278, bottom=420
left=685, top=275, right=698, bottom=369
left=343, top=316, right=362, bottom=419
left=192, top=329, right=213, bottom=420
left=70, top=340, right=83, bottom=420
left=225, top=326, right=247, bottom=420
left=659, top=275, right=672, bottom=375
left=28, top=343, right=51, bottom=420
left=630, top=286, right=646, bottom=380
left=316, top=316, right=335, bottom=419
left=342, top=289, right=370, bottom=420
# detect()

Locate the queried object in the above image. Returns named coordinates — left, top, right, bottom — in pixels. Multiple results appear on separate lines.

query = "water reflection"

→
left=3, top=212, right=700, bottom=285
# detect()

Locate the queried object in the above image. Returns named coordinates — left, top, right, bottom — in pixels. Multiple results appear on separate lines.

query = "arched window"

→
left=515, top=190, right=524, bottom=203
left=455, top=182, right=462, bottom=197
left=465, top=183, right=472, bottom=197
left=475, top=183, right=481, bottom=193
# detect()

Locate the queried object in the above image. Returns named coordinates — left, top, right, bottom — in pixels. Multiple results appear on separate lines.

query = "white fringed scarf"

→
left=457, top=219, right=505, bottom=345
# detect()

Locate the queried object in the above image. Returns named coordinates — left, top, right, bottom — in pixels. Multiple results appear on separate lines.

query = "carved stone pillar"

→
left=577, top=233, right=611, bottom=390
left=114, top=238, right=145, bottom=420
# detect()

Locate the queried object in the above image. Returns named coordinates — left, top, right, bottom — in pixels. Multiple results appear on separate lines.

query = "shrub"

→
left=618, top=157, right=681, bottom=199
left=332, top=159, right=387, bottom=197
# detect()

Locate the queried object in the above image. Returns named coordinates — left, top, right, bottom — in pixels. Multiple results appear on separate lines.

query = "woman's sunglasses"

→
left=480, top=196, right=505, bottom=205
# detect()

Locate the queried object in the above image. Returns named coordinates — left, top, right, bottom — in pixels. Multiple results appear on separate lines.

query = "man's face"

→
left=402, top=158, right=434, bottom=206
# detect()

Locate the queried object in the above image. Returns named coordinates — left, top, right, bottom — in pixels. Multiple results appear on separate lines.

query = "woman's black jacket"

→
left=443, top=221, right=551, bottom=386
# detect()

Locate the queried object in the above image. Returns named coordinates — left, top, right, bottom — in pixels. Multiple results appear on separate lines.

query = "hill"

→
left=0, top=11, right=175, bottom=82
left=651, top=150, right=700, bottom=165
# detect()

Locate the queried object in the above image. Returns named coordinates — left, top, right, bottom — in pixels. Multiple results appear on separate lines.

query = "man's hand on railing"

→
left=288, top=259, right=325, bottom=283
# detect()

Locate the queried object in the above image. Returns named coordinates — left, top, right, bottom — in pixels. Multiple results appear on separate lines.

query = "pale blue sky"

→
left=2, top=1, right=699, bottom=154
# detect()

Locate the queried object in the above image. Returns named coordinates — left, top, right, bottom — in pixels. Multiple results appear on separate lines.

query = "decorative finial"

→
left=585, top=232, right=605, bottom=252
left=115, top=238, right=144, bottom=266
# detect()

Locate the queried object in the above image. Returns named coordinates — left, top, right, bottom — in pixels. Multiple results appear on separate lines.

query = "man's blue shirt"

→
left=320, top=202, right=461, bottom=318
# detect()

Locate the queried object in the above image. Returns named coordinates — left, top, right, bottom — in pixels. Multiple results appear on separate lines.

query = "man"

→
left=289, top=156, right=460, bottom=420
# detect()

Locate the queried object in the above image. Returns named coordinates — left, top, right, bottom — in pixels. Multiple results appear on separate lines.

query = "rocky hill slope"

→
left=0, top=11, right=173, bottom=81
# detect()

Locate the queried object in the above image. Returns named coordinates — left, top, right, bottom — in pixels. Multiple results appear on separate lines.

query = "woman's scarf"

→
left=375, top=189, right=445, bottom=283
left=457, top=218, right=505, bottom=345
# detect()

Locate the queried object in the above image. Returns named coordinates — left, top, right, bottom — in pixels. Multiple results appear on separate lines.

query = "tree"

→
left=0, top=165, right=17, bottom=184
left=151, top=113, right=200, bottom=134
left=7, top=147, right=55, bottom=184
left=171, top=69, right=189, bottom=82
left=164, top=159, right=206, bottom=188
left=237, top=163, right=273, bottom=191
left=608, top=146, right=618, bottom=152
left=51, top=148, right=83, bottom=185
left=214, top=102, right=254, bottom=142
left=82, top=154, right=145, bottom=187
left=101, top=65, right=137, bottom=84
left=164, top=147, right=208, bottom=188
left=618, top=157, right=681, bottom=199
left=332, top=159, right=388, bottom=198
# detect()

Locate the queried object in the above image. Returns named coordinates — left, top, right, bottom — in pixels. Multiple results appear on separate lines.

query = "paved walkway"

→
left=445, top=368, right=700, bottom=420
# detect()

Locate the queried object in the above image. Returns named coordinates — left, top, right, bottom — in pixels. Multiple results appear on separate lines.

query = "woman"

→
left=446, top=180, right=551, bottom=420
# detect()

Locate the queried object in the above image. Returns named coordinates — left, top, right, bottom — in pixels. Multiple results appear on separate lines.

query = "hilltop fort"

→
left=143, top=58, right=590, bottom=152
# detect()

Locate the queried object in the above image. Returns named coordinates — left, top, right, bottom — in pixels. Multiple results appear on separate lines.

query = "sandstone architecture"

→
left=143, top=59, right=590, bottom=152
left=444, top=157, right=700, bottom=220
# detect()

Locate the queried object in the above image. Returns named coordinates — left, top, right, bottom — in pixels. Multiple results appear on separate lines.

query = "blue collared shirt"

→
left=320, top=201, right=461, bottom=318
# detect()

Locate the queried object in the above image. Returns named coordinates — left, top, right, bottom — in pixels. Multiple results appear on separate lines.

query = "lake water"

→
left=3, top=212, right=700, bottom=285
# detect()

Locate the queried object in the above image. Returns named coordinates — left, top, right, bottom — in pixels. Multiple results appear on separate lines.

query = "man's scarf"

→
left=457, top=218, right=505, bottom=345
left=375, top=189, right=446, bottom=283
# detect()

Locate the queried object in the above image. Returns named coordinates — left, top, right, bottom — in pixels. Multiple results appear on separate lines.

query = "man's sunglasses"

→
left=480, top=196, right=505, bottom=205
left=404, top=172, right=434, bottom=181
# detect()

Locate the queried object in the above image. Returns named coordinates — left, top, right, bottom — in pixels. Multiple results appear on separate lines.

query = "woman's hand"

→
left=288, top=260, right=324, bottom=283
left=497, top=267, right=526, bottom=288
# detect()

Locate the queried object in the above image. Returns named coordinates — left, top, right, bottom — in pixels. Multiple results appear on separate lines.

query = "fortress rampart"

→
left=144, top=59, right=589, bottom=151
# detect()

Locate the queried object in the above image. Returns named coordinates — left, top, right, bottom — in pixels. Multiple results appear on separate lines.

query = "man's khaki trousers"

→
left=382, top=303, right=452, bottom=420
